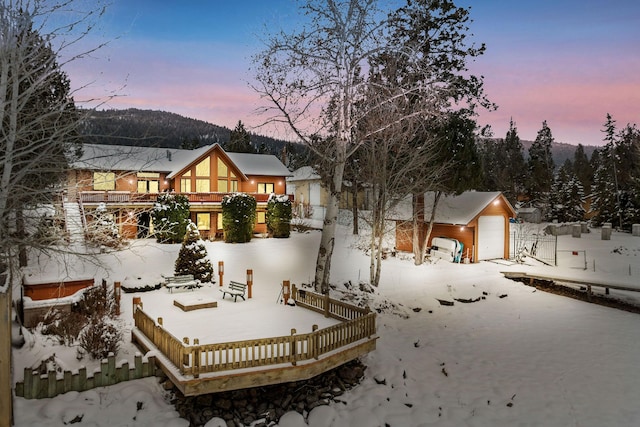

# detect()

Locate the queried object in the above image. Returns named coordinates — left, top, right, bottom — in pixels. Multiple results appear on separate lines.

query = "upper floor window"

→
left=196, top=157, right=210, bottom=177
left=217, top=158, right=228, bottom=177
left=93, top=172, right=115, bottom=190
left=257, top=183, right=274, bottom=194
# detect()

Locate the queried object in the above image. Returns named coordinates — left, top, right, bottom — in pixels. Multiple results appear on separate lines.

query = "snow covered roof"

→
left=389, top=191, right=515, bottom=225
left=226, top=152, right=292, bottom=177
left=286, top=166, right=320, bottom=182
left=74, top=143, right=291, bottom=178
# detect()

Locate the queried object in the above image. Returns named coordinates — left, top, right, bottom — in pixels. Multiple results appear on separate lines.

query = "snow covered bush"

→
left=79, top=317, right=122, bottom=360
left=39, top=284, right=122, bottom=358
left=174, top=221, right=214, bottom=283
left=266, top=194, right=292, bottom=238
left=86, top=203, right=124, bottom=248
left=151, top=193, right=190, bottom=243
left=222, top=193, right=256, bottom=243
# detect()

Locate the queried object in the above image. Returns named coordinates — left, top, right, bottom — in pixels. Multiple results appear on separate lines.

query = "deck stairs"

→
left=63, top=199, right=85, bottom=246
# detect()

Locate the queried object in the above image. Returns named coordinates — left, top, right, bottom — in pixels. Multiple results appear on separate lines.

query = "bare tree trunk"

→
left=412, top=192, right=424, bottom=265
left=0, top=282, right=12, bottom=427
left=351, top=177, right=359, bottom=235
left=420, top=191, right=442, bottom=263
left=314, top=157, right=345, bottom=293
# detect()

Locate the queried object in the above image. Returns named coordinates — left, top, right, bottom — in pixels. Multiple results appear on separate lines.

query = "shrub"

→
left=266, top=194, right=292, bottom=238
left=79, top=317, right=122, bottom=360
left=86, top=203, right=124, bottom=248
left=222, top=193, right=256, bottom=243
left=152, top=193, right=191, bottom=243
left=175, top=221, right=214, bottom=282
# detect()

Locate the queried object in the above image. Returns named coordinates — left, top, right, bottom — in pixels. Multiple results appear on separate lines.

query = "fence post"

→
left=182, top=337, right=190, bottom=373
left=247, top=269, right=253, bottom=299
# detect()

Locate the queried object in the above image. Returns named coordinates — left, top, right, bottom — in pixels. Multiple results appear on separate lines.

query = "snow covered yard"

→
left=12, top=225, right=640, bottom=426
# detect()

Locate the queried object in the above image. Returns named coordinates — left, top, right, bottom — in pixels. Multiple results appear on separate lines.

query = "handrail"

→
left=79, top=191, right=290, bottom=204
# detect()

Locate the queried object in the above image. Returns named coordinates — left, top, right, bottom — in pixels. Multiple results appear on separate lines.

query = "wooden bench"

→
left=220, top=281, right=247, bottom=302
left=164, top=274, right=200, bottom=293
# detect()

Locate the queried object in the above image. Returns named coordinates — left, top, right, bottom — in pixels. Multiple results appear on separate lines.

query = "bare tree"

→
left=253, top=0, right=387, bottom=292
left=253, top=0, right=482, bottom=291
left=1, top=1, right=108, bottom=423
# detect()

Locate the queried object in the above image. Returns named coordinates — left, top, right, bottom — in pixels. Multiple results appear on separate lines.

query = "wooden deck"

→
left=131, top=287, right=377, bottom=396
left=501, top=270, right=640, bottom=301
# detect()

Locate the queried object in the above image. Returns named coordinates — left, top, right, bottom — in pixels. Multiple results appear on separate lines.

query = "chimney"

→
left=166, top=150, right=172, bottom=161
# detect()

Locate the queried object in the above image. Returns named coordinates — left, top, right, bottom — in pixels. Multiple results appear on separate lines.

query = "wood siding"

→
left=395, top=194, right=515, bottom=262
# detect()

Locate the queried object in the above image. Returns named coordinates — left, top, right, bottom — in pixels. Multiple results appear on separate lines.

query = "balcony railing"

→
left=79, top=191, right=291, bottom=204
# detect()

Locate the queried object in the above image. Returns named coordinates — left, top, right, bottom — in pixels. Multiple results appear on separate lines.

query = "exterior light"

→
left=493, top=200, right=500, bottom=205
left=460, top=226, right=464, bottom=231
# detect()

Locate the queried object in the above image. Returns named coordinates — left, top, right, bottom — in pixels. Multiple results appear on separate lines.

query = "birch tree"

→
left=253, top=0, right=387, bottom=292
left=254, top=0, right=491, bottom=291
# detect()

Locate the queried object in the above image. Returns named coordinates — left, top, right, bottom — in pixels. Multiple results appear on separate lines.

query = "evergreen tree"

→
left=573, top=144, right=592, bottom=195
left=151, top=193, right=191, bottom=243
left=527, top=120, right=556, bottom=216
left=174, top=221, right=214, bottom=283
left=502, top=119, right=526, bottom=203
left=225, top=120, right=255, bottom=153
left=1, top=16, right=82, bottom=266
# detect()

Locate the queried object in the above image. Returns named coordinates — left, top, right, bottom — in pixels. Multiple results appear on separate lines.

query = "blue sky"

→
left=64, top=0, right=640, bottom=146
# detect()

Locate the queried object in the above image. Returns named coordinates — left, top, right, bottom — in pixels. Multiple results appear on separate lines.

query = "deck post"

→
left=193, top=338, right=200, bottom=378
left=312, top=324, right=319, bottom=360
left=247, top=269, right=253, bottom=299
left=324, top=291, right=330, bottom=318
left=183, top=337, right=190, bottom=373
left=290, top=328, right=297, bottom=366
left=132, top=297, right=142, bottom=312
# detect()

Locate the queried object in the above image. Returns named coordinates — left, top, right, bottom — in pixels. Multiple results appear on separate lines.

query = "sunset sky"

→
left=63, top=0, right=639, bottom=146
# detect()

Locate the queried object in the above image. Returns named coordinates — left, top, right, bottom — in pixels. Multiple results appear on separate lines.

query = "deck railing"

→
left=79, top=191, right=288, bottom=204
left=133, top=290, right=376, bottom=378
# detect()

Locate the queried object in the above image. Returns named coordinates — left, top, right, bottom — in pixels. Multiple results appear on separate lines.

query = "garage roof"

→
left=390, top=191, right=515, bottom=225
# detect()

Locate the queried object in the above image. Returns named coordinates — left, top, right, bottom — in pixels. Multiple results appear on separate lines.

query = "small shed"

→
left=517, top=207, right=542, bottom=223
left=392, top=191, right=516, bottom=263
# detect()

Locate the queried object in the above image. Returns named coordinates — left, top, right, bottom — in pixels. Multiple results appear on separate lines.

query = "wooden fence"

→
left=133, top=289, right=376, bottom=378
left=15, top=354, right=156, bottom=400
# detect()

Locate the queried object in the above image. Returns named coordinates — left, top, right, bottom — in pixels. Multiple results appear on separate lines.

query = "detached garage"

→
left=393, top=191, right=516, bottom=263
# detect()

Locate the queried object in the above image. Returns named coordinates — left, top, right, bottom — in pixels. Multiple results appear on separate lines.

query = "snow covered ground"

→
left=12, top=222, right=640, bottom=427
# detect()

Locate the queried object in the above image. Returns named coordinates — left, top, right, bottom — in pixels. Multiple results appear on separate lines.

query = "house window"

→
left=196, top=157, right=210, bottom=177
left=196, top=179, right=210, bottom=193
left=93, top=172, right=115, bottom=190
left=257, top=211, right=266, bottom=224
left=137, top=180, right=159, bottom=193
left=196, top=213, right=210, bottom=231
left=217, top=213, right=223, bottom=230
left=230, top=180, right=238, bottom=192
left=218, top=179, right=228, bottom=192
left=217, top=158, right=228, bottom=177
left=257, top=183, right=274, bottom=194
left=180, top=178, right=191, bottom=193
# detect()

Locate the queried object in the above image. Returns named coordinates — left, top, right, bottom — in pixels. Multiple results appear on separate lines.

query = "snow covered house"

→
left=392, top=191, right=516, bottom=263
left=68, top=143, right=292, bottom=239
left=286, top=166, right=372, bottom=221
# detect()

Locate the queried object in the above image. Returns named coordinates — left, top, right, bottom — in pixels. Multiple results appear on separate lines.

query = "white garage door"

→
left=477, top=216, right=505, bottom=260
